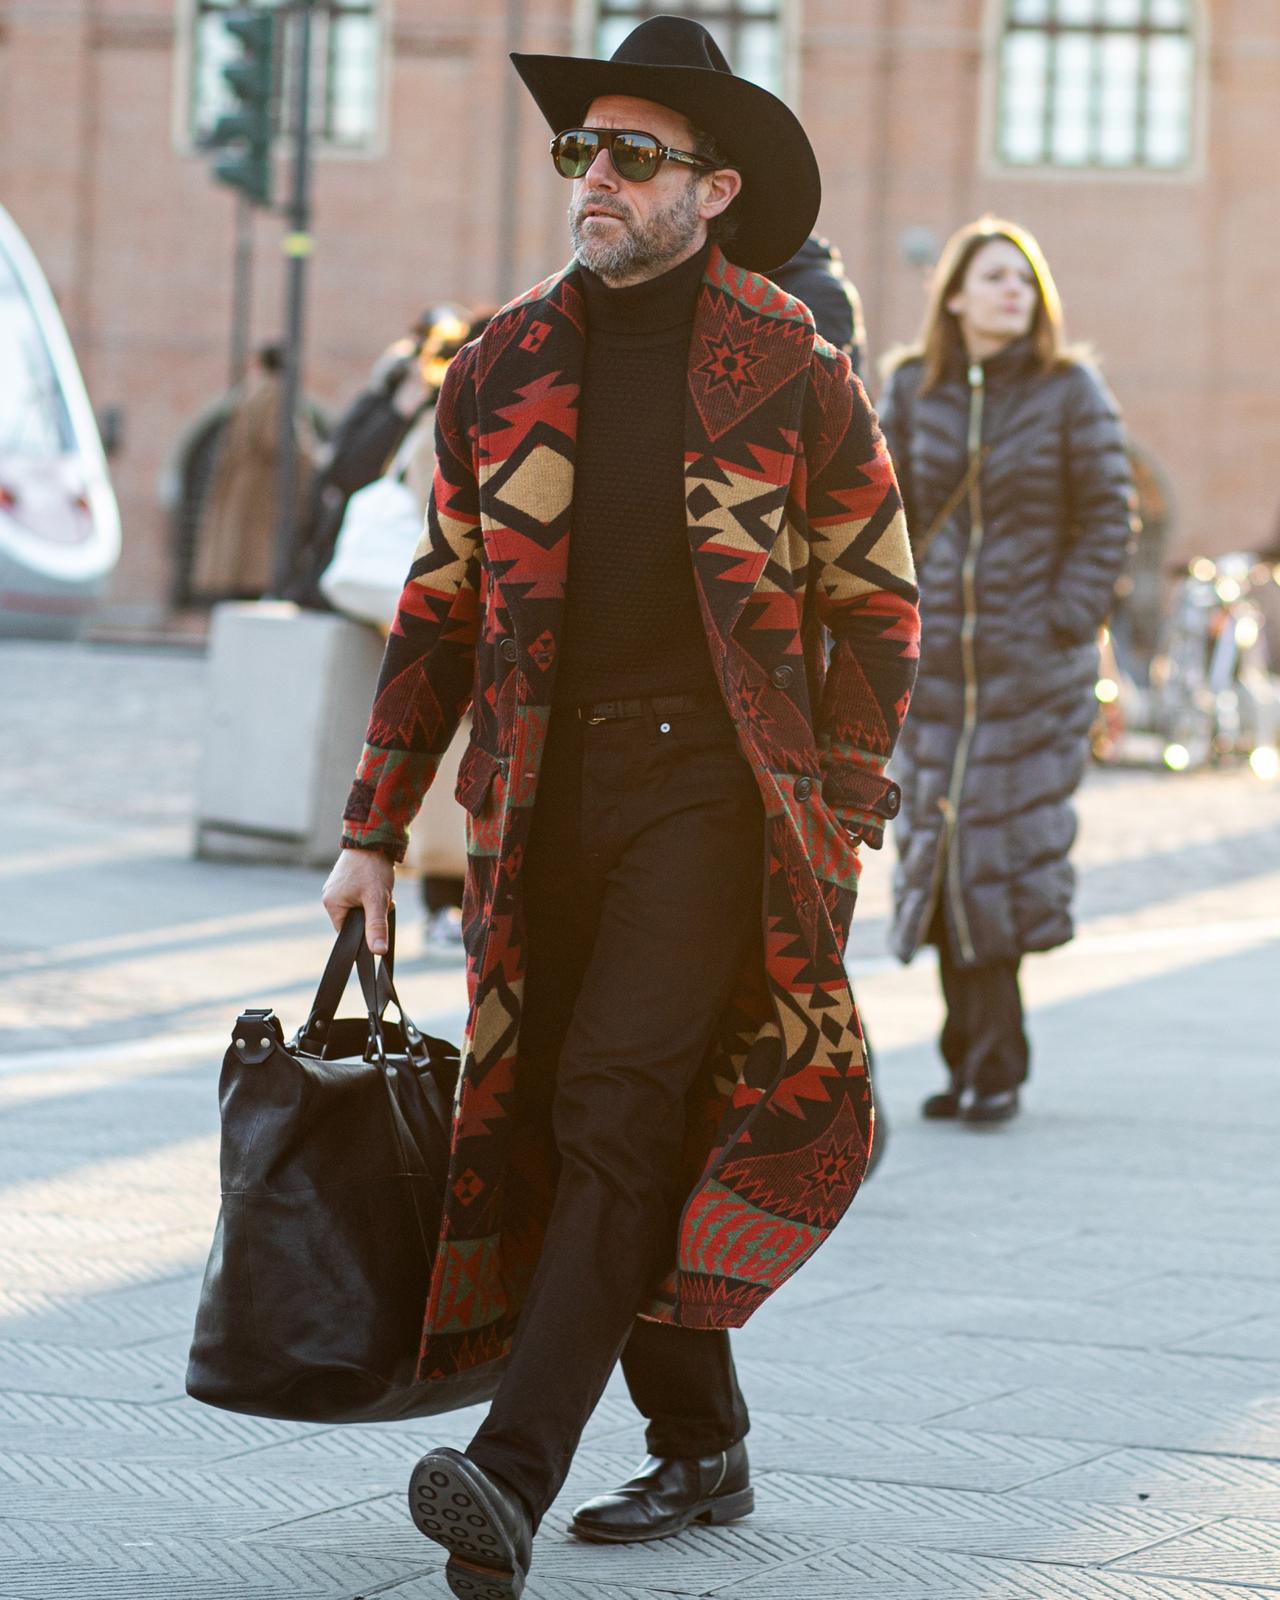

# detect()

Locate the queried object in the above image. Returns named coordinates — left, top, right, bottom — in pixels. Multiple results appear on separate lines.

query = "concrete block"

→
left=195, top=602, right=383, bottom=867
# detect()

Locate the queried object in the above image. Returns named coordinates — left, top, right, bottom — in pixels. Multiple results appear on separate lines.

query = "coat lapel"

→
left=684, top=246, right=814, bottom=649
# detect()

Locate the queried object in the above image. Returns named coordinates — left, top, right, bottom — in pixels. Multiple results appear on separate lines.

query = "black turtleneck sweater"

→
left=554, top=243, right=720, bottom=709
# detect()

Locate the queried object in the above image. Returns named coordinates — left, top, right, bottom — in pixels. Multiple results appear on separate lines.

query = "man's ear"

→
left=700, top=167, right=743, bottom=221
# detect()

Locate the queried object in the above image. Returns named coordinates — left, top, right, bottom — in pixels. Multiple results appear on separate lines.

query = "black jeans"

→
left=931, top=910, right=1029, bottom=1095
left=466, top=698, right=760, bottom=1524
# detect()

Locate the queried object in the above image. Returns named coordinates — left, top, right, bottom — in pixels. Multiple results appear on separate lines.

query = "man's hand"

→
left=321, top=847, right=395, bottom=955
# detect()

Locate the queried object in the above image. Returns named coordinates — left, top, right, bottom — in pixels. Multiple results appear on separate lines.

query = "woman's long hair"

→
left=902, top=217, right=1068, bottom=394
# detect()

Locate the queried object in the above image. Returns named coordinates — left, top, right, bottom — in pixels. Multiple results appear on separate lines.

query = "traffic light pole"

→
left=271, top=0, right=314, bottom=599
left=229, top=192, right=254, bottom=388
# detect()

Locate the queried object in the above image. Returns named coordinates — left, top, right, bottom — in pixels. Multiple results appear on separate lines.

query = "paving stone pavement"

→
left=4, top=638, right=1280, bottom=1599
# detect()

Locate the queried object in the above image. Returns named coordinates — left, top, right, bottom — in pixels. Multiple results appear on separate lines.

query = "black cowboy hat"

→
left=511, top=15, right=820, bottom=274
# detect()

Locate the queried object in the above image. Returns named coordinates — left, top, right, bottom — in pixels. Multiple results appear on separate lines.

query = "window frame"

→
left=982, top=0, right=1206, bottom=182
left=574, top=0, right=799, bottom=109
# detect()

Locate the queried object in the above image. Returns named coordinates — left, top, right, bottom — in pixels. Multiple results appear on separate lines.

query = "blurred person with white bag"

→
left=322, top=310, right=492, bottom=948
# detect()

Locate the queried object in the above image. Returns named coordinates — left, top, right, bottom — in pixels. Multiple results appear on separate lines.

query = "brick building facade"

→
left=2, top=0, right=1275, bottom=623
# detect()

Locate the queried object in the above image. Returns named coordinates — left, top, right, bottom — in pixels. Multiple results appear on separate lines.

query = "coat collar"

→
left=476, top=244, right=816, bottom=664
left=942, top=331, right=1040, bottom=388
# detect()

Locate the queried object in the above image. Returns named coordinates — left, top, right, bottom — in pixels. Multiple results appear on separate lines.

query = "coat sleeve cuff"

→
left=835, top=811, right=885, bottom=850
left=340, top=833, right=407, bottom=864
left=821, top=765, right=902, bottom=851
left=340, top=745, right=437, bottom=864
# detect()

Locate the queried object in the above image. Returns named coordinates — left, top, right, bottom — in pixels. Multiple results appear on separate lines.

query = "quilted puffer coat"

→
left=879, top=337, right=1133, bottom=966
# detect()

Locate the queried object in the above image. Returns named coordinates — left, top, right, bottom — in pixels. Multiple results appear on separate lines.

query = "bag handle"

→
left=355, top=938, right=456, bottom=1073
left=297, top=904, right=397, bottom=1053
left=297, top=904, right=457, bottom=1070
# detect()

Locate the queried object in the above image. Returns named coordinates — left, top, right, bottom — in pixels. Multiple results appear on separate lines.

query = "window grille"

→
left=998, top=0, right=1195, bottom=171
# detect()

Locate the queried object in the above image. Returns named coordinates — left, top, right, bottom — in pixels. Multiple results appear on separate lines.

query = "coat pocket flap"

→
left=453, top=745, right=504, bottom=816
left=822, top=766, right=901, bottom=821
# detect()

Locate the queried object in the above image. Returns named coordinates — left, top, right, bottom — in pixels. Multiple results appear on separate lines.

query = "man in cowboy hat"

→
left=322, top=15, right=919, bottom=1597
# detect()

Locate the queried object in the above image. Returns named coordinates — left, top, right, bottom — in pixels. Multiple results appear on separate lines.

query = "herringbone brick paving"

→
left=4, top=640, right=1279, bottom=1597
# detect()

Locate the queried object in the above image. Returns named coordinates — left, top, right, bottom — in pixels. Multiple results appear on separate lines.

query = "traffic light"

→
left=207, top=11, right=276, bottom=207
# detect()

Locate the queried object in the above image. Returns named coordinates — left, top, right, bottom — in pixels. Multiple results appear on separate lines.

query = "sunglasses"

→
left=550, top=127, right=721, bottom=184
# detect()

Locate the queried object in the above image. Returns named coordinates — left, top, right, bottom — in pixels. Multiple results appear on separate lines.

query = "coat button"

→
left=770, top=665, right=794, bottom=689
left=884, top=784, right=901, bottom=817
left=794, top=776, right=813, bottom=801
left=499, top=638, right=518, bottom=663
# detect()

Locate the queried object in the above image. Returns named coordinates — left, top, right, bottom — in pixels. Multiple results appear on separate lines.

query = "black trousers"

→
left=467, top=698, right=759, bottom=1524
left=931, top=910, right=1029, bottom=1095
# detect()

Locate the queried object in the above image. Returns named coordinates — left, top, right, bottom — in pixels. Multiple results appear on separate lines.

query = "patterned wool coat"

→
left=342, top=245, right=920, bottom=1388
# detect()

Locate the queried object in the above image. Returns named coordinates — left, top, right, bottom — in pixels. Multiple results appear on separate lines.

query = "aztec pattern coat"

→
left=342, top=245, right=920, bottom=1386
left=879, top=339, right=1132, bottom=969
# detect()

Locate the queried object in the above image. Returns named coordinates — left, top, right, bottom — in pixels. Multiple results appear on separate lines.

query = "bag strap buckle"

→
left=232, top=1009, right=282, bottom=1064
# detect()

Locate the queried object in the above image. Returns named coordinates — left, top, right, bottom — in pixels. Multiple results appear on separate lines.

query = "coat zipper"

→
left=920, top=362, right=985, bottom=963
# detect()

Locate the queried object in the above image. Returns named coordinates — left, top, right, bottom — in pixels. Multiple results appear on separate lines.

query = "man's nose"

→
left=584, top=145, right=617, bottom=187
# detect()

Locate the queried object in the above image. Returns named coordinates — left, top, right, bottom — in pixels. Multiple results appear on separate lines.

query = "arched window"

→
left=595, top=1, right=786, bottom=99
left=997, top=0, right=1196, bottom=171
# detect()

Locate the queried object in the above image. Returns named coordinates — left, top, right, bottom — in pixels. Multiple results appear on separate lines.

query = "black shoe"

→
left=408, top=1447, right=533, bottom=1600
left=921, top=1086, right=962, bottom=1119
left=569, top=1441, right=753, bottom=1544
left=960, top=1087, right=1020, bottom=1125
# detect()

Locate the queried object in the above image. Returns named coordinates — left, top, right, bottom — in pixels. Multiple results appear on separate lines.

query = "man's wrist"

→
left=341, top=837, right=403, bottom=864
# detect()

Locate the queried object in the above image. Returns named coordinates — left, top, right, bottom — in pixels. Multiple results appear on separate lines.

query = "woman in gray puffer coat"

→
left=879, top=217, right=1133, bottom=1125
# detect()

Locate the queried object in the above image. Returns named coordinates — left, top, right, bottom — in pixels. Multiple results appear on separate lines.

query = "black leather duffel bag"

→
left=186, top=908, right=505, bottom=1423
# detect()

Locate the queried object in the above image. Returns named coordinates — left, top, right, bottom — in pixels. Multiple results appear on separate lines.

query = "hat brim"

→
left=511, top=53, right=820, bottom=274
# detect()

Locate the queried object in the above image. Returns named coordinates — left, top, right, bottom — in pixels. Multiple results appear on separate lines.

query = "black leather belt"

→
left=577, top=691, right=719, bottom=725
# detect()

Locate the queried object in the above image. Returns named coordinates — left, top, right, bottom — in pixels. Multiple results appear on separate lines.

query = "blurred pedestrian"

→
left=772, top=234, right=866, bottom=375
left=193, top=342, right=317, bottom=599
left=321, top=16, right=919, bottom=1597
left=289, top=307, right=473, bottom=608
left=879, top=217, right=1133, bottom=1125
left=308, top=308, right=492, bottom=947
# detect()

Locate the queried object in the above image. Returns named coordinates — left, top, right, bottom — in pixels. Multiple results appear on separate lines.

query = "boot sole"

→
left=570, top=1485, right=755, bottom=1545
left=407, top=1451, right=526, bottom=1600
left=961, top=1104, right=1020, bottom=1125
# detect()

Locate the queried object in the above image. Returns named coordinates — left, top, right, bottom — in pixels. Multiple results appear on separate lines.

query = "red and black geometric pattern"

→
left=342, top=246, right=919, bottom=1382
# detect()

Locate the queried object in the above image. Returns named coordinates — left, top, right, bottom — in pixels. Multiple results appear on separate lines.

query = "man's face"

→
left=568, top=95, right=711, bottom=286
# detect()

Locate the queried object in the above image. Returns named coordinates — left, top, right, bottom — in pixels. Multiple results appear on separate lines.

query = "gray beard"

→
left=570, top=179, right=703, bottom=283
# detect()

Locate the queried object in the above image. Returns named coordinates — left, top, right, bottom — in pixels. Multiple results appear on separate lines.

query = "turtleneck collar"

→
left=579, top=241, right=711, bottom=336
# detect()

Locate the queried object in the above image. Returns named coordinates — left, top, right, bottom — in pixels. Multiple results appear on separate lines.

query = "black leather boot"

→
left=408, top=1447, right=533, bottom=1600
left=569, top=1440, right=753, bottom=1543
left=921, top=1085, right=962, bottom=1119
left=960, top=1087, right=1020, bottom=1124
